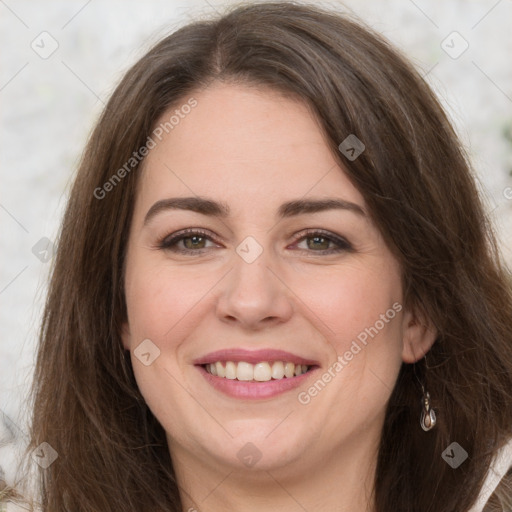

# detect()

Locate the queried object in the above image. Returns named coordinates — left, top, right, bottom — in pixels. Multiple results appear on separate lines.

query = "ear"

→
left=120, top=322, right=131, bottom=351
left=401, top=306, right=437, bottom=363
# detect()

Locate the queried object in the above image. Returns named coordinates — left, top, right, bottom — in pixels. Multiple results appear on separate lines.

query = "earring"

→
left=420, top=388, right=436, bottom=431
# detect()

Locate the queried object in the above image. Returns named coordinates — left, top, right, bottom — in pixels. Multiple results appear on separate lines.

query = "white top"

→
left=468, top=437, right=512, bottom=512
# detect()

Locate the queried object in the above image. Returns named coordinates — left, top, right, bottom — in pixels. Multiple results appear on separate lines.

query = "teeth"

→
left=204, top=361, right=311, bottom=381
left=215, top=361, right=225, bottom=378
left=284, top=362, right=295, bottom=378
left=225, top=361, right=237, bottom=380
left=237, top=362, right=253, bottom=381
left=254, top=362, right=271, bottom=381
left=271, top=361, right=284, bottom=379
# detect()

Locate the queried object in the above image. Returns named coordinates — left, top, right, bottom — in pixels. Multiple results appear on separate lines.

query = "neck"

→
left=169, top=428, right=379, bottom=512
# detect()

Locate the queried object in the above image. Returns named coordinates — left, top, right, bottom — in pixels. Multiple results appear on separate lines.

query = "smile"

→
left=203, top=361, right=311, bottom=381
left=194, top=348, right=320, bottom=400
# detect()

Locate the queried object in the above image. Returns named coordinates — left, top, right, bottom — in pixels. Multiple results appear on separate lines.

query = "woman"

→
left=10, top=2, right=512, bottom=511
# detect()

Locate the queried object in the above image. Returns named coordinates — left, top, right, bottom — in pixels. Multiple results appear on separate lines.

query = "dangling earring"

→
left=413, top=355, right=437, bottom=431
left=420, top=386, right=436, bottom=431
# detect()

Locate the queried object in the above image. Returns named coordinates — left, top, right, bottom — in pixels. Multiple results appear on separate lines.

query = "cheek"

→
left=123, top=263, right=215, bottom=432
left=124, top=262, right=217, bottom=343
left=291, top=260, right=404, bottom=400
left=289, top=261, right=402, bottom=347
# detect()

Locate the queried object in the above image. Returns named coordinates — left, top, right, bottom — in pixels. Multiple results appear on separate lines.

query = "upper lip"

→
left=193, top=348, right=319, bottom=366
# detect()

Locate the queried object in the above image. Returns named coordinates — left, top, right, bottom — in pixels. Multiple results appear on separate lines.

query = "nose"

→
left=215, top=247, right=294, bottom=330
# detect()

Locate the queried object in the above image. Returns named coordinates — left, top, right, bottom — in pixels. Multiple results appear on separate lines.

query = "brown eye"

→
left=159, top=229, right=219, bottom=254
left=306, top=235, right=331, bottom=251
left=293, top=230, right=352, bottom=254
left=182, top=235, right=207, bottom=250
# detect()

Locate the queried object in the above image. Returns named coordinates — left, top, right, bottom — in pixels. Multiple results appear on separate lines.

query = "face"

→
left=121, top=82, right=432, bottom=480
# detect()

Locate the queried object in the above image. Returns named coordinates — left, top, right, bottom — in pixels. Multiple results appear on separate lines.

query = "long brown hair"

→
left=13, top=2, right=512, bottom=511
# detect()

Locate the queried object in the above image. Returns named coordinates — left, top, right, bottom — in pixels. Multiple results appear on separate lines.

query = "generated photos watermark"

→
left=298, top=301, right=403, bottom=405
left=93, top=97, right=198, bottom=200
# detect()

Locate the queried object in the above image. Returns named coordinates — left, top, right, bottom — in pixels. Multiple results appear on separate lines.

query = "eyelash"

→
left=157, top=228, right=352, bottom=256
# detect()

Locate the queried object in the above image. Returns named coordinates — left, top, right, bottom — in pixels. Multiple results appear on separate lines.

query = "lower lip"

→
left=196, top=365, right=318, bottom=400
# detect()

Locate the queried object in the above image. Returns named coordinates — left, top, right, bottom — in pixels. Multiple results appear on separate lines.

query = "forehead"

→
left=136, top=82, right=365, bottom=216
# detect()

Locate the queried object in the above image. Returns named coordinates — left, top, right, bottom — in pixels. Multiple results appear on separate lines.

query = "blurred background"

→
left=1, top=0, right=511, bottom=491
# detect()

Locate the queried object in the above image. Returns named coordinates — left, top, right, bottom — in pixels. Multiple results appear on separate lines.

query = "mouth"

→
left=201, top=360, right=314, bottom=381
left=193, top=349, right=320, bottom=400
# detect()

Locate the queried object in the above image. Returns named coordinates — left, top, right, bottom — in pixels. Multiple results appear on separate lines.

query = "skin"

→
left=121, top=82, right=436, bottom=512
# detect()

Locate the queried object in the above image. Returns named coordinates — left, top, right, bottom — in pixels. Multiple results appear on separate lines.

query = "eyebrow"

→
left=143, top=196, right=366, bottom=225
